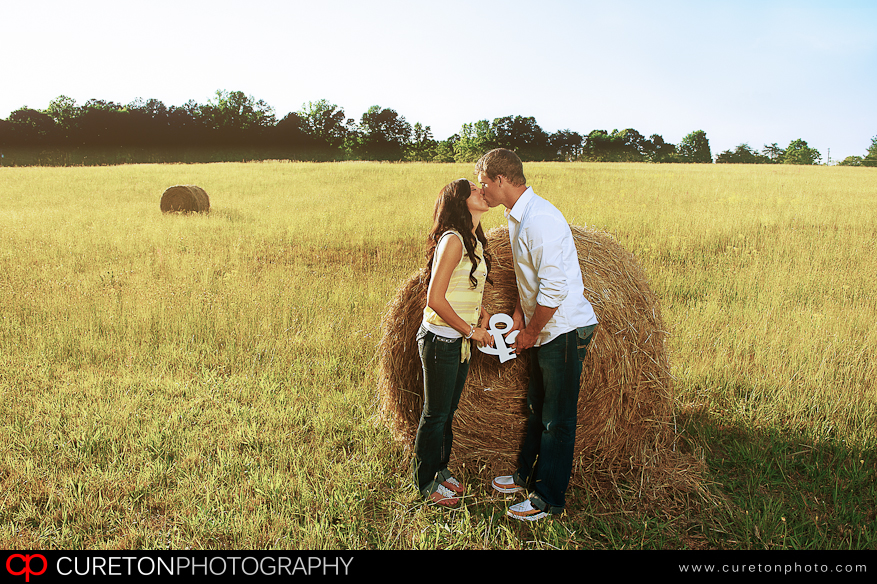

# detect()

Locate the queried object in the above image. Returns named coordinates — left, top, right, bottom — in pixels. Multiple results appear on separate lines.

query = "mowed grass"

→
left=0, top=161, right=875, bottom=550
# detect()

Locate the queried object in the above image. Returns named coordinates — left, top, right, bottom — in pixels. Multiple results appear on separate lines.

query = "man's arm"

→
left=511, top=216, right=567, bottom=353
left=512, top=303, right=557, bottom=354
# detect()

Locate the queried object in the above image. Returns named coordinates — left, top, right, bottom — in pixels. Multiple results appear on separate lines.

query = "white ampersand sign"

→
left=477, top=313, right=520, bottom=364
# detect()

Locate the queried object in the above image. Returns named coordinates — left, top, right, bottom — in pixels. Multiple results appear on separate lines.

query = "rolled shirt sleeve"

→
left=524, top=218, right=570, bottom=309
left=507, top=187, right=598, bottom=346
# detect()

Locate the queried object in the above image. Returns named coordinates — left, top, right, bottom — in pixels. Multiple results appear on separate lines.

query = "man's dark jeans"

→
left=517, top=325, right=595, bottom=513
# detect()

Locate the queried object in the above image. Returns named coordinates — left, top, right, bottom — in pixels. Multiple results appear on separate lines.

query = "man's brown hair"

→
left=475, top=148, right=527, bottom=187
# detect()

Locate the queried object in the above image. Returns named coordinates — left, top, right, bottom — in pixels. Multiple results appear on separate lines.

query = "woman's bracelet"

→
left=465, top=324, right=475, bottom=339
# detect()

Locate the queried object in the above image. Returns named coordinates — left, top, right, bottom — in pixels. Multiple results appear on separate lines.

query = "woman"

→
left=413, top=178, right=494, bottom=507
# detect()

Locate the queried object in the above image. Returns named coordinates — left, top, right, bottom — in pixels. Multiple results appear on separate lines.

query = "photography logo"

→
left=6, top=554, right=48, bottom=582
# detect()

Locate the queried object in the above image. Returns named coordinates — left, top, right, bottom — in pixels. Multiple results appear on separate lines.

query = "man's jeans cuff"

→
left=529, top=491, right=564, bottom=515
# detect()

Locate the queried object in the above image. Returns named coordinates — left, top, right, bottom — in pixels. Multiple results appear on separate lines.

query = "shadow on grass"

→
left=475, top=408, right=877, bottom=550
left=673, top=407, right=877, bottom=550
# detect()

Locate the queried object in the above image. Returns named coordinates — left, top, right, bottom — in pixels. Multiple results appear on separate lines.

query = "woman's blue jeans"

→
left=516, top=325, right=595, bottom=513
left=412, top=326, right=469, bottom=497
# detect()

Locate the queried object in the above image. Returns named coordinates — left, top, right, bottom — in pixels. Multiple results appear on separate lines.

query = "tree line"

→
left=1, top=90, right=874, bottom=166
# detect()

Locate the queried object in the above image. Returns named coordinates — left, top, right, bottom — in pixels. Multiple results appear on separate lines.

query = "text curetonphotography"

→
left=54, top=555, right=354, bottom=577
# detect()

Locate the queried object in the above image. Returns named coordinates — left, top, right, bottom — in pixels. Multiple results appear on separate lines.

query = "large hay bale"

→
left=160, top=185, right=210, bottom=213
left=377, top=224, right=675, bottom=478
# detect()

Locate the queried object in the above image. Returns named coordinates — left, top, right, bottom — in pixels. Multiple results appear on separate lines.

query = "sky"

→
left=2, top=0, right=876, bottom=162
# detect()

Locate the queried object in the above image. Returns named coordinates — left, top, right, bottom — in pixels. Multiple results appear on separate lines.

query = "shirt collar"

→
left=505, top=187, right=534, bottom=222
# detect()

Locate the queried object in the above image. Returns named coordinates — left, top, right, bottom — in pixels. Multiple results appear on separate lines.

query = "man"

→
left=476, top=148, right=598, bottom=521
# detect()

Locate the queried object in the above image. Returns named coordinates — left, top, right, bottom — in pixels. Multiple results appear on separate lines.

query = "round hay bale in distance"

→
left=160, top=185, right=211, bottom=213
left=377, top=224, right=674, bottom=477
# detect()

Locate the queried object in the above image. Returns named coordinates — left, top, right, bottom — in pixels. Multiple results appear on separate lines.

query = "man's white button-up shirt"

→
left=506, top=187, right=598, bottom=346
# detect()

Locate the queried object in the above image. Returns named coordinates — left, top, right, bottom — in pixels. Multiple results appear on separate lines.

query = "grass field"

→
left=0, top=161, right=875, bottom=550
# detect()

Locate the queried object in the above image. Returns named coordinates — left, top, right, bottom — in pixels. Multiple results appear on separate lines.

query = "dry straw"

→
left=378, top=224, right=704, bottom=501
left=160, top=185, right=211, bottom=213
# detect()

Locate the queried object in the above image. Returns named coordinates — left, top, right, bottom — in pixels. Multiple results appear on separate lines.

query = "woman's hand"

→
left=479, top=308, right=491, bottom=330
left=470, top=327, right=494, bottom=348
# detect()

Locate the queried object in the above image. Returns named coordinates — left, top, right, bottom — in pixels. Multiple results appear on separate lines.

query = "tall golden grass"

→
left=0, top=161, right=874, bottom=549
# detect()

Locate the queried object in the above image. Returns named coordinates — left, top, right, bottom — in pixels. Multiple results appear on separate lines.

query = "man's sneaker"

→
left=441, top=476, right=465, bottom=496
left=492, top=474, right=526, bottom=494
left=427, top=484, right=460, bottom=507
left=507, top=498, right=549, bottom=522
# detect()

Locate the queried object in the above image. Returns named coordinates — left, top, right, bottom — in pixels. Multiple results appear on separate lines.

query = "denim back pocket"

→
left=576, top=325, right=596, bottom=362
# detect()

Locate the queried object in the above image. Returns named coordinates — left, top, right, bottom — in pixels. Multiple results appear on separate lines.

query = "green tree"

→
left=125, top=98, right=173, bottom=147
left=0, top=118, right=12, bottom=149
left=45, top=95, right=80, bottom=141
left=782, top=139, right=821, bottom=165
left=353, top=105, right=412, bottom=160
left=618, top=129, right=650, bottom=161
left=197, top=90, right=275, bottom=145
left=406, top=122, right=438, bottom=161
left=166, top=101, right=205, bottom=147
left=677, top=130, right=711, bottom=163
left=269, top=112, right=315, bottom=150
left=762, top=143, right=785, bottom=163
left=76, top=99, right=131, bottom=147
left=582, top=129, right=615, bottom=161
left=433, top=136, right=456, bottom=163
left=453, top=120, right=495, bottom=162
left=582, top=128, right=648, bottom=162
left=549, top=129, right=583, bottom=161
left=128, top=97, right=168, bottom=118
left=716, top=143, right=771, bottom=164
left=6, top=107, right=59, bottom=145
left=207, top=90, right=275, bottom=130
left=643, top=134, right=677, bottom=163
left=492, top=115, right=551, bottom=160
left=862, top=135, right=877, bottom=167
left=837, top=156, right=863, bottom=167
left=298, top=99, right=349, bottom=152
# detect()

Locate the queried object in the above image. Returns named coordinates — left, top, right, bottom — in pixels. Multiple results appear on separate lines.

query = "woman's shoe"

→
left=427, top=484, right=460, bottom=507
left=441, top=476, right=465, bottom=496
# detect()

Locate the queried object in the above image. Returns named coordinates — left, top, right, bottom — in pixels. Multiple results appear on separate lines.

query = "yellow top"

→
left=422, top=230, right=487, bottom=347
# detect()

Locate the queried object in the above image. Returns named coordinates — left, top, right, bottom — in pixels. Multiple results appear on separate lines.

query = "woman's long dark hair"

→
left=424, top=178, right=491, bottom=288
